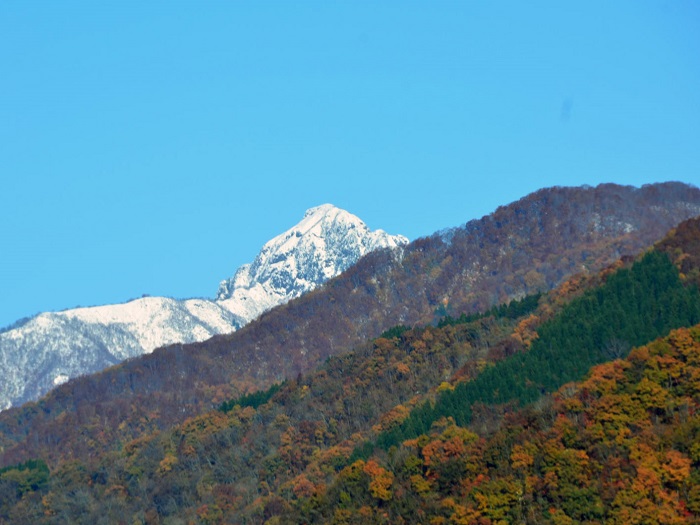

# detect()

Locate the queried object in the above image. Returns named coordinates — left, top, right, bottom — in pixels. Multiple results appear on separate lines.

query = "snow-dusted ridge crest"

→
left=216, top=204, right=408, bottom=322
left=0, top=204, right=408, bottom=410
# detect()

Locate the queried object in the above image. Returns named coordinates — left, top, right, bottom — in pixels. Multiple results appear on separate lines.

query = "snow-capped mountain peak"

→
left=216, top=204, right=408, bottom=321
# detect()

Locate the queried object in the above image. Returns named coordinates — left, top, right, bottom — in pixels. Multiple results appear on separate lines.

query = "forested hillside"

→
left=290, top=325, right=700, bottom=524
left=1, top=183, right=699, bottom=472
left=1, top=213, right=699, bottom=524
left=358, top=249, right=700, bottom=456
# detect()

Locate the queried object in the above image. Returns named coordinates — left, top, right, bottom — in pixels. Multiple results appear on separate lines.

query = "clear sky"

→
left=1, top=1, right=699, bottom=328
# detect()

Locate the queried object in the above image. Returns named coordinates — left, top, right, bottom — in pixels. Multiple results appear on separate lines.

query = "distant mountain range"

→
left=0, top=205, right=407, bottom=410
left=2, top=182, right=699, bottom=472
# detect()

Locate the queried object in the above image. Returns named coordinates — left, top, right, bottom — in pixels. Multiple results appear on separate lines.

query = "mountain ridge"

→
left=0, top=205, right=407, bottom=410
left=2, top=182, right=699, bottom=469
left=3, top=209, right=700, bottom=524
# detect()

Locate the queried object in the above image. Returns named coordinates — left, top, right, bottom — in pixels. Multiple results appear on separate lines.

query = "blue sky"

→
left=1, top=1, right=699, bottom=327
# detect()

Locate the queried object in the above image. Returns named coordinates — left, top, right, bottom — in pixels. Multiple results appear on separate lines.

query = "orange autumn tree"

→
left=362, top=460, right=394, bottom=501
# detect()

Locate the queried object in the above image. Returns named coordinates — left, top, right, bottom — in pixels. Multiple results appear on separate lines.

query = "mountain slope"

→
left=1, top=183, right=698, bottom=468
left=290, top=325, right=700, bottom=524
left=188, top=182, right=700, bottom=389
left=0, top=205, right=407, bottom=409
left=3, top=214, right=700, bottom=524
left=0, top=298, right=244, bottom=411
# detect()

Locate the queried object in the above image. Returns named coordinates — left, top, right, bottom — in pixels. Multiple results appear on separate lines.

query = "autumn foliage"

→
left=2, top=183, right=698, bottom=471
left=1, top=187, right=700, bottom=523
left=286, top=326, right=700, bottom=524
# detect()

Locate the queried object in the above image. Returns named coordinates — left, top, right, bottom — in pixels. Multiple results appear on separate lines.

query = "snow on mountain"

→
left=216, top=204, right=409, bottom=322
left=0, top=205, right=407, bottom=410
left=0, top=298, right=244, bottom=411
